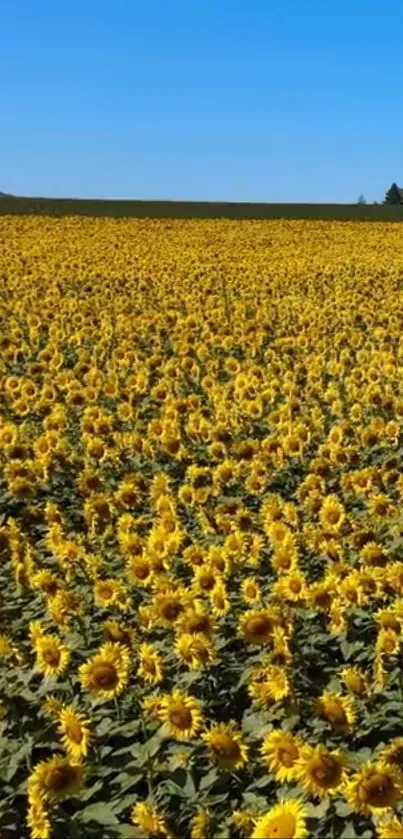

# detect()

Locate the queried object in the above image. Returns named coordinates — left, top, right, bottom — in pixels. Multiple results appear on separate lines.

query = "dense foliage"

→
left=1, top=217, right=403, bottom=838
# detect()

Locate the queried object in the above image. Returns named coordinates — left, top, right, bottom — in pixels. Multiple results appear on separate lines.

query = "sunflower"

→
left=230, top=810, right=254, bottom=837
left=340, top=666, right=369, bottom=696
left=251, top=799, right=309, bottom=839
left=192, top=563, right=220, bottom=595
left=239, top=609, right=276, bottom=645
left=153, top=590, right=188, bottom=626
left=177, top=606, right=216, bottom=636
left=42, top=695, right=63, bottom=718
left=79, top=642, right=131, bottom=702
left=273, top=570, right=307, bottom=603
left=158, top=689, right=203, bottom=740
left=271, top=541, right=300, bottom=573
left=26, top=798, right=51, bottom=839
left=265, top=520, right=293, bottom=548
left=375, top=608, right=402, bottom=634
left=260, top=729, right=302, bottom=782
left=361, top=542, right=389, bottom=569
left=248, top=664, right=291, bottom=707
left=93, top=578, right=128, bottom=609
left=131, top=800, right=171, bottom=837
left=345, top=762, right=403, bottom=814
left=138, top=642, right=164, bottom=684
left=319, top=494, right=346, bottom=533
left=31, top=569, right=59, bottom=598
left=295, top=743, right=348, bottom=797
left=203, top=722, right=248, bottom=770
left=376, top=628, right=400, bottom=657
left=57, top=705, right=92, bottom=761
left=126, top=555, right=154, bottom=586
left=376, top=816, right=403, bottom=838
left=210, top=581, right=231, bottom=617
left=103, top=619, right=135, bottom=649
left=380, top=738, right=403, bottom=779
left=175, top=633, right=214, bottom=670
left=190, top=808, right=210, bottom=839
left=35, top=634, right=70, bottom=678
left=316, top=691, right=356, bottom=729
left=241, top=577, right=262, bottom=604
left=28, top=755, right=85, bottom=802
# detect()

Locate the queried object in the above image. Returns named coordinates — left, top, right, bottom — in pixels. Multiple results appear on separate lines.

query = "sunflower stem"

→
left=398, top=656, right=403, bottom=703
left=140, top=713, right=155, bottom=801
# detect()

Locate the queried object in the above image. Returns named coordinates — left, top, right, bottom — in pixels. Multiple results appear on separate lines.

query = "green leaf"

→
left=340, top=826, right=356, bottom=839
left=247, top=774, right=272, bottom=790
left=199, top=767, right=218, bottom=791
left=112, top=827, right=137, bottom=838
left=113, top=771, right=144, bottom=793
left=81, top=780, right=105, bottom=801
left=335, top=800, right=352, bottom=817
left=79, top=804, right=120, bottom=825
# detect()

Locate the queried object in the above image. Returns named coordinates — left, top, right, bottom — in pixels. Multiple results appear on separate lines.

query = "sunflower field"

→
left=3, top=216, right=403, bottom=839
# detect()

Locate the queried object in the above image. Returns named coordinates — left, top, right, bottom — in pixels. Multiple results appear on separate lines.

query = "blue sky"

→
left=2, top=0, right=402, bottom=202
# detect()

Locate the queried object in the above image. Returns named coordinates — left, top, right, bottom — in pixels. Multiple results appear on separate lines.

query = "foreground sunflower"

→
left=203, top=722, right=248, bottom=770
left=376, top=816, right=403, bottom=838
left=238, top=609, right=276, bottom=644
left=379, top=738, right=403, bottom=779
left=190, top=808, right=211, bottom=839
left=251, top=800, right=309, bottom=839
left=131, top=800, right=171, bottom=837
left=28, top=755, right=85, bottom=802
left=316, top=690, right=356, bottom=729
left=345, top=761, right=403, bottom=814
left=175, top=632, right=214, bottom=670
left=248, top=664, right=291, bottom=707
left=34, top=634, right=71, bottom=678
left=138, top=642, right=164, bottom=684
left=79, top=641, right=131, bottom=702
left=319, top=494, right=346, bottom=533
left=295, top=743, right=348, bottom=797
left=158, top=689, right=204, bottom=739
left=57, top=704, right=93, bottom=761
left=261, top=729, right=302, bottom=782
left=340, top=665, right=369, bottom=696
left=230, top=810, right=255, bottom=837
left=26, top=798, right=51, bottom=839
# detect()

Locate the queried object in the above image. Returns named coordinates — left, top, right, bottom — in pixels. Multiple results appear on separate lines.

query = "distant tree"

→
left=357, top=195, right=366, bottom=204
left=383, top=182, right=402, bottom=204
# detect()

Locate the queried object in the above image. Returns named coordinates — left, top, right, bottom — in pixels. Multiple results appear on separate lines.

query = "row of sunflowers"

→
left=2, top=216, right=403, bottom=837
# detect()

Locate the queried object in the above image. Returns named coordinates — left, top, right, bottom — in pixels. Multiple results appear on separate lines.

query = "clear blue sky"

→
left=2, top=0, right=402, bottom=202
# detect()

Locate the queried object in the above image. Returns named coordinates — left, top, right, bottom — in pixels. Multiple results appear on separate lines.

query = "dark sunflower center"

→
left=213, top=735, right=241, bottom=759
left=169, top=706, right=192, bottom=729
left=93, top=662, right=118, bottom=689
left=188, top=616, right=209, bottom=633
left=134, top=563, right=150, bottom=580
left=199, top=574, right=215, bottom=591
left=67, top=722, right=84, bottom=744
left=389, top=748, right=403, bottom=769
left=311, top=757, right=341, bottom=787
left=247, top=616, right=272, bottom=637
left=42, top=648, right=61, bottom=665
left=322, top=701, right=347, bottom=725
left=99, top=584, right=113, bottom=598
left=161, top=601, right=182, bottom=621
left=278, top=745, right=299, bottom=767
left=360, top=774, right=395, bottom=807
left=47, top=765, right=76, bottom=793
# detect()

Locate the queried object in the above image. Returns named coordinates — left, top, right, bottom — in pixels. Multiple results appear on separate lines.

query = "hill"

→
left=1, top=194, right=403, bottom=221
